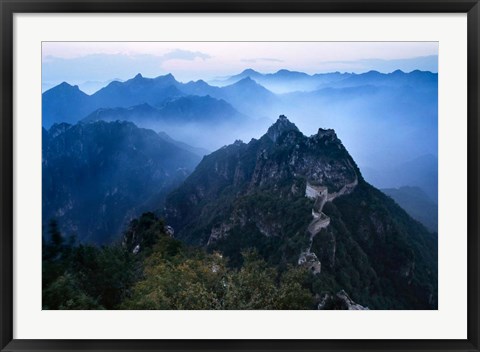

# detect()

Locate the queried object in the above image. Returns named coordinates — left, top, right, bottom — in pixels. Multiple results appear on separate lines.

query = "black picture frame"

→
left=1, top=1, right=479, bottom=351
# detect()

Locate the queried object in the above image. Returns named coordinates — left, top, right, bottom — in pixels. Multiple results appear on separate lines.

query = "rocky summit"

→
left=165, top=115, right=437, bottom=309
left=266, top=114, right=300, bottom=142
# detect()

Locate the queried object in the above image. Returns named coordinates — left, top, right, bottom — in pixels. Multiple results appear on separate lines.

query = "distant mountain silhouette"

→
left=43, top=74, right=185, bottom=128
left=327, top=70, right=437, bottom=90
left=220, top=69, right=437, bottom=94
left=91, top=73, right=184, bottom=108
left=42, top=82, right=91, bottom=127
left=215, top=68, right=436, bottom=94
left=83, top=95, right=244, bottom=125
left=43, top=73, right=279, bottom=127
left=213, top=69, right=351, bottom=93
left=221, top=68, right=264, bottom=82
left=382, top=186, right=438, bottom=232
left=217, top=77, right=278, bottom=116
left=179, top=76, right=278, bottom=117
left=80, top=96, right=250, bottom=150
left=43, top=70, right=438, bottom=205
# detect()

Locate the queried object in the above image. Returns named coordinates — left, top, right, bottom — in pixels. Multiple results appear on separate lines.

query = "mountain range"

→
left=43, top=73, right=275, bottom=128
left=164, top=115, right=437, bottom=309
left=81, top=98, right=266, bottom=152
left=213, top=68, right=436, bottom=94
left=42, top=69, right=438, bottom=241
left=212, top=68, right=352, bottom=93
left=41, top=64, right=438, bottom=310
left=42, top=120, right=201, bottom=244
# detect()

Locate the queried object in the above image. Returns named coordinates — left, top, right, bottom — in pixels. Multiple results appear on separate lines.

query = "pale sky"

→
left=42, top=42, right=438, bottom=90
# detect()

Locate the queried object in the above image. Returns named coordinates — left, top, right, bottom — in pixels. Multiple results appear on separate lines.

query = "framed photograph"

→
left=1, top=0, right=479, bottom=351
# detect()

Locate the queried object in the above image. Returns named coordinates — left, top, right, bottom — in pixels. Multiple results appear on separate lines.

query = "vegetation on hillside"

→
left=43, top=213, right=313, bottom=310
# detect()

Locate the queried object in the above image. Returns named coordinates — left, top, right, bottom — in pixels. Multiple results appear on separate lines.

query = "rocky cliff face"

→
left=164, top=115, right=437, bottom=309
left=43, top=121, right=201, bottom=244
left=317, top=290, right=369, bottom=310
left=166, top=115, right=360, bottom=233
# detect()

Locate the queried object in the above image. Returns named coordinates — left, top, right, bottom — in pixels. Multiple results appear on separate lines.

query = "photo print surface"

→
left=42, top=42, right=438, bottom=310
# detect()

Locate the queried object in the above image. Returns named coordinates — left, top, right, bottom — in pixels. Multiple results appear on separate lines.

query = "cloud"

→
left=241, top=57, right=284, bottom=63
left=161, top=49, right=211, bottom=61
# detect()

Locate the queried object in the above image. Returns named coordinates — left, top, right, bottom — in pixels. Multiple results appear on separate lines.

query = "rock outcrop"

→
left=43, top=121, right=201, bottom=244
left=317, top=290, right=369, bottom=310
left=163, top=115, right=438, bottom=310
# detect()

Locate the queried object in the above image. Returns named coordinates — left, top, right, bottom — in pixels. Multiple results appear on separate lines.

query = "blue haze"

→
left=43, top=68, right=438, bottom=202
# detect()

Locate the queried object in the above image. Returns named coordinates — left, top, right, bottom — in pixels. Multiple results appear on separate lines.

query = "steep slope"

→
left=83, top=96, right=244, bottom=125
left=216, top=77, right=278, bottom=117
left=82, top=103, right=159, bottom=123
left=42, top=82, right=92, bottom=127
left=43, top=73, right=278, bottom=128
left=381, top=186, right=438, bottom=232
left=279, top=73, right=437, bottom=199
left=166, top=115, right=359, bottom=245
left=81, top=96, right=249, bottom=151
left=216, top=68, right=264, bottom=84
left=180, top=76, right=279, bottom=117
left=42, top=121, right=201, bottom=244
left=164, top=115, right=437, bottom=309
left=157, top=132, right=210, bottom=157
left=42, top=74, right=185, bottom=128
left=91, top=73, right=184, bottom=108
left=221, top=69, right=436, bottom=93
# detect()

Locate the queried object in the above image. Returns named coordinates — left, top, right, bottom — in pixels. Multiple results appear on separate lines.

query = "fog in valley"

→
left=43, top=68, right=438, bottom=204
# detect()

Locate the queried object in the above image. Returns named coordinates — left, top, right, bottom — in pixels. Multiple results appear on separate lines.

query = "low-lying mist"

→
left=44, top=69, right=438, bottom=201
left=144, top=117, right=274, bottom=153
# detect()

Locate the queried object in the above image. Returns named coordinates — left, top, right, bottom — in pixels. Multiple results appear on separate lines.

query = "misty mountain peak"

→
left=276, top=69, right=294, bottom=75
left=266, top=115, right=300, bottom=142
left=156, top=73, right=176, bottom=81
left=274, top=69, right=308, bottom=78
left=125, top=73, right=147, bottom=85
left=364, top=70, right=381, bottom=76
left=50, top=82, right=82, bottom=93
left=241, top=68, right=259, bottom=75
left=236, top=76, right=255, bottom=85
left=193, top=79, right=209, bottom=86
